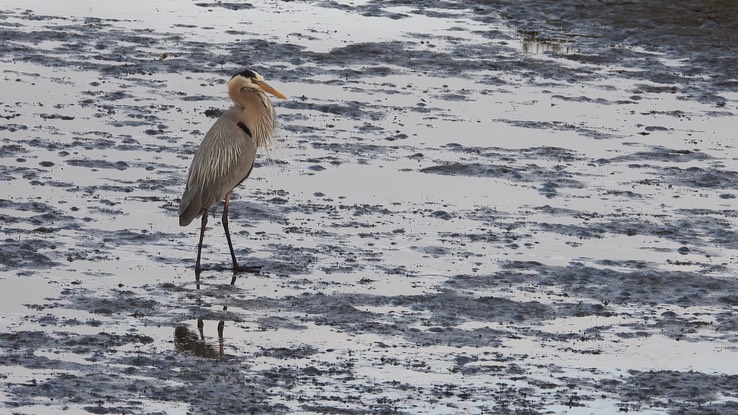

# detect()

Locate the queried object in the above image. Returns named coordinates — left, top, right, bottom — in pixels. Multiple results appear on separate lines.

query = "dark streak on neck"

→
left=236, top=121, right=252, bottom=138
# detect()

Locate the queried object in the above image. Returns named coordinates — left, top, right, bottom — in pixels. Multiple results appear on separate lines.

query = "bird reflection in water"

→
left=174, top=274, right=238, bottom=358
left=173, top=324, right=222, bottom=359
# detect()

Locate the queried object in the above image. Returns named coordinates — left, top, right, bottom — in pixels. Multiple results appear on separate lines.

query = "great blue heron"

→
left=179, top=69, right=286, bottom=278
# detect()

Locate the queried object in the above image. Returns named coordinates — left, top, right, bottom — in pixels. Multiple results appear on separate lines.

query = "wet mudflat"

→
left=1, top=0, right=737, bottom=414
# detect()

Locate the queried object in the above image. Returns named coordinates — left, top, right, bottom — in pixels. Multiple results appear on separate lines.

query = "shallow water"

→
left=1, top=0, right=738, bottom=414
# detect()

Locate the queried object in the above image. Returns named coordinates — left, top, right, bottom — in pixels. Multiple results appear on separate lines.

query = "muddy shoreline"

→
left=1, top=1, right=737, bottom=414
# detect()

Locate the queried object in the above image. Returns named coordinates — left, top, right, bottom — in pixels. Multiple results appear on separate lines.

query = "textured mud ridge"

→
left=1, top=1, right=738, bottom=414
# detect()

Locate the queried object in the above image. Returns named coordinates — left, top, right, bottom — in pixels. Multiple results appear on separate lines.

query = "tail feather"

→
left=179, top=208, right=197, bottom=227
left=178, top=189, right=199, bottom=226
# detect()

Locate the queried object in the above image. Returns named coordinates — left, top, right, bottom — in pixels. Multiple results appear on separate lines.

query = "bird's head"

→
left=228, top=69, right=287, bottom=101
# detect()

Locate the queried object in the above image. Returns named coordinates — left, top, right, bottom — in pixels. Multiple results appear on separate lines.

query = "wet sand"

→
left=1, top=1, right=737, bottom=414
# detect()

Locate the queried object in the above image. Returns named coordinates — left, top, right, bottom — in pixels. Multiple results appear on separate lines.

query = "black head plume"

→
left=231, top=69, right=261, bottom=80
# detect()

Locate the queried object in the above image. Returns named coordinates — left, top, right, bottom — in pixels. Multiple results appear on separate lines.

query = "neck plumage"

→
left=228, top=86, right=276, bottom=148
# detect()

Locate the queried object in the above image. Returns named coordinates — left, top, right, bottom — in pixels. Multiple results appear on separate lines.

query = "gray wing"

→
left=178, top=108, right=257, bottom=226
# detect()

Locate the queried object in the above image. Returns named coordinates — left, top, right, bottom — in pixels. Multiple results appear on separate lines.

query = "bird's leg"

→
left=222, top=192, right=261, bottom=274
left=222, top=192, right=239, bottom=269
left=195, top=209, right=208, bottom=281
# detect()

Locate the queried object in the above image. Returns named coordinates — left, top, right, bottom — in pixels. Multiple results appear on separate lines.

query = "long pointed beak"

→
left=256, top=80, right=287, bottom=100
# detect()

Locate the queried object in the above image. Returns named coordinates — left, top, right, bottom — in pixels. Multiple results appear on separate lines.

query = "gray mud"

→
left=1, top=1, right=737, bottom=414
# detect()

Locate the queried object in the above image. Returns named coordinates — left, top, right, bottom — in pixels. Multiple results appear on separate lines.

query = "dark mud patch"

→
left=451, top=260, right=738, bottom=312
left=0, top=237, right=60, bottom=269
left=194, top=2, right=254, bottom=11
left=658, top=166, right=738, bottom=190
left=66, top=158, right=131, bottom=171
left=532, top=209, right=737, bottom=252
left=421, top=162, right=583, bottom=192
left=495, top=118, right=621, bottom=140
left=283, top=99, right=385, bottom=121
left=601, top=370, right=738, bottom=413
left=607, top=146, right=712, bottom=163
